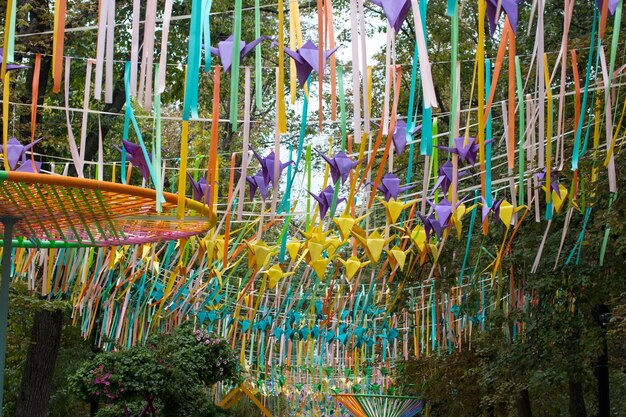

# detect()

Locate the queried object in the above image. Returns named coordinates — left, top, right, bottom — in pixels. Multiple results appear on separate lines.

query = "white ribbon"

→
left=410, top=0, right=438, bottom=109
left=64, top=57, right=84, bottom=177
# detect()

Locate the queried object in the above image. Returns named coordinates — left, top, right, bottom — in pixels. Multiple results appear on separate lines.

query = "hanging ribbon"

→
left=1, top=0, right=16, bottom=77
left=183, top=0, right=203, bottom=121
left=64, top=58, right=84, bottom=177
left=153, top=64, right=164, bottom=212
left=277, top=0, right=287, bottom=133
left=157, top=0, right=175, bottom=93
left=349, top=0, right=362, bottom=144
left=52, top=0, right=67, bottom=93
left=543, top=54, right=553, bottom=215
left=2, top=71, right=9, bottom=171
left=238, top=67, right=252, bottom=220
left=202, top=0, right=213, bottom=72
left=30, top=54, right=42, bottom=150
left=254, top=0, right=263, bottom=108
left=477, top=0, right=486, bottom=206
left=410, top=0, right=437, bottom=109
left=229, top=0, right=243, bottom=131
left=122, top=61, right=158, bottom=186
left=129, top=0, right=140, bottom=97
left=515, top=56, right=525, bottom=206
left=80, top=60, right=94, bottom=173
left=485, top=59, right=493, bottom=206
left=207, top=66, right=221, bottom=215
left=573, top=6, right=598, bottom=167
left=138, top=0, right=157, bottom=108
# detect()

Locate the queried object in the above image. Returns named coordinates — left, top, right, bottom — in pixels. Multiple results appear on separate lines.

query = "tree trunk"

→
left=568, top=379, right=587, bottom=417
left=516, top=388, right=532, bottom=417
left=593, top=303, right=610, bottom=417
left=14, top=309, right=63, bottom=417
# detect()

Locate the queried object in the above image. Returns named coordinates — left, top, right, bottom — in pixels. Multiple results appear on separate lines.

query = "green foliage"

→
left=70, top=325, right=240, bottom=417
left=4, top=282, right=93, bottom=417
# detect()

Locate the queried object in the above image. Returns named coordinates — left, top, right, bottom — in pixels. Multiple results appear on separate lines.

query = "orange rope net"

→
left=0, top=172, right=214, bottom=246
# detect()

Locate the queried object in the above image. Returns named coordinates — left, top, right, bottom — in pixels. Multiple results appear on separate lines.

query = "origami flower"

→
left=281, top=40, right=339, bottom=87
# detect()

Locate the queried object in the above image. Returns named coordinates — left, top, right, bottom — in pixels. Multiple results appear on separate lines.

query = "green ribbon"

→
left=305, top=144, right=312, bottom=230
left=229, top=0, right=243, bottom=130
left=6, top=0, right=16, bottom=62
left=600, top=193, right=617, bottom=266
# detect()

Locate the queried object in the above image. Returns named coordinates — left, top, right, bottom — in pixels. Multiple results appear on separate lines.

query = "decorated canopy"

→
left=1, top=0, right=625, bottom=414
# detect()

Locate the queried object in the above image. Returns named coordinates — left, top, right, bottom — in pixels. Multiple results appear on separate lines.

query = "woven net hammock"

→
left=335, top=394, right=423, bottom=417
left=0, top=171, right=214, bottom=247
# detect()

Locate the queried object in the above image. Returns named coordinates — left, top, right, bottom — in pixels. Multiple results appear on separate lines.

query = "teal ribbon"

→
left=278, top=145, right=294, bottom=261
left=430, top=286, right=436, bottom=351
left=458, top=190, right=479, bottom=286
left=279, top=77, right=310, bottom=213
left=183, top=0, right=202, bottom=121
left=420, top=109, right=433, bottom=156
left=419, top=0, right=432, bottom=156
left=565, top=207, right=592, bottom=265
left=446, top=0, right=457, bottom=16
left=574, top=6, right=599, bottom=163
left=202, top=0, right=213, bottom=72
left=122, top=61, right=158, bottom=186
left=406, top=42, right=419, bottom=192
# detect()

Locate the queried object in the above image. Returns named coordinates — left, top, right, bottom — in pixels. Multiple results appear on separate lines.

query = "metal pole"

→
left=0, top=217, right=17, bottom=417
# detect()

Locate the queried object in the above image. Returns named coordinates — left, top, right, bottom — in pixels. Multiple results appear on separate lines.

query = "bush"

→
left=70, top=325, right=240, bottom=417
